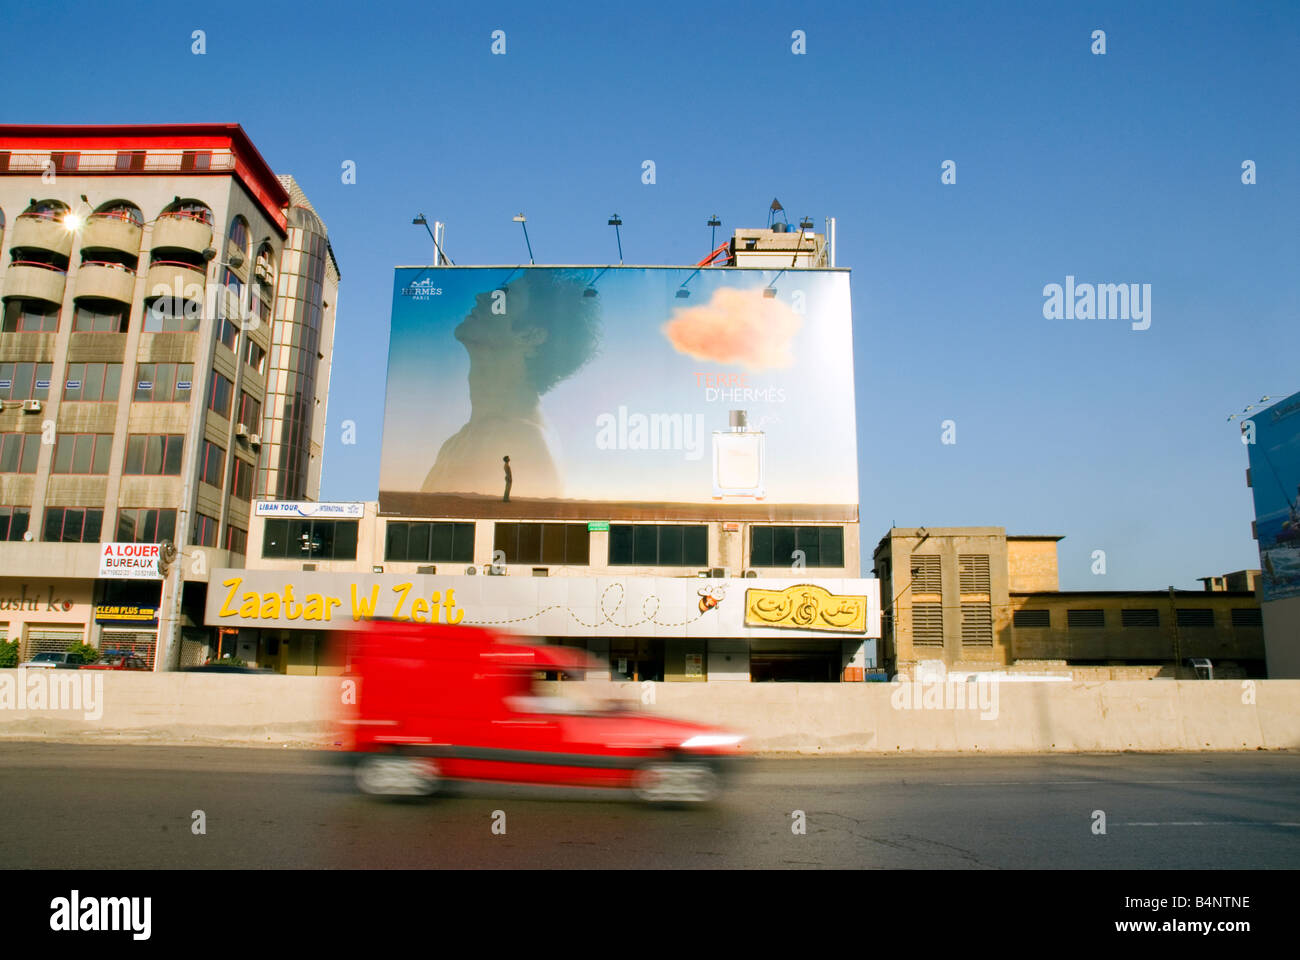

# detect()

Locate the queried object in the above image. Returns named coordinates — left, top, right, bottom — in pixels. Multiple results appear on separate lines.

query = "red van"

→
left=337, top=621, right=745, bottom=804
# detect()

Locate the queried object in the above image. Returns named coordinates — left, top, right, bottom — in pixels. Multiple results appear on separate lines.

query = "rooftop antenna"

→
left=411, top=213, right=454, bottom=265
left=707, top=214, right=721, bottom=253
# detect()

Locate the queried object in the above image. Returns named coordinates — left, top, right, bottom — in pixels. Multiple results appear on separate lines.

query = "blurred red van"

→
left=337, top=620, right=745, bottom=804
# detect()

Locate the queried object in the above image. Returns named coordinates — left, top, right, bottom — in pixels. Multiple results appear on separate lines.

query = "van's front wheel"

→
left=355, top=754, right=442, bottom=799
left=633, top=760, right=720, bottom=805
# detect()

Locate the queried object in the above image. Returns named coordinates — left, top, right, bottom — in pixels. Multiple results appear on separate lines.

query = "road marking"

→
left=1123, top=821, right=1300, bottom=827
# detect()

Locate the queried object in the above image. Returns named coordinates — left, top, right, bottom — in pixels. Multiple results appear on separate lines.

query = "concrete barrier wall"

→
left=0, top=670, right=1297, bottom=753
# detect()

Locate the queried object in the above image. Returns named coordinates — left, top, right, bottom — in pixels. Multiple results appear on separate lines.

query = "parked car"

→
left=180, top=663, right=275, bottom=674
left=82, top=653, right=150, bottom=671
left=19, top=652, right=85, bottom=669
left=338, top=621, right=747, bottom=804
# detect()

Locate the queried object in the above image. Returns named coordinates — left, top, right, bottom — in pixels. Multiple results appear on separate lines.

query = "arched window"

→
left=91, top=200, right=143, bottom=226
left=159, top=199, right=212, bottom=225
left=21, top=198, right=69, bottom=221
left=228, top=216, right=250, bottom=258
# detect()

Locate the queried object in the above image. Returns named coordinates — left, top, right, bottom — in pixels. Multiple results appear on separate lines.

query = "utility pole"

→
left=1168, top=586, right=1182, bottom=679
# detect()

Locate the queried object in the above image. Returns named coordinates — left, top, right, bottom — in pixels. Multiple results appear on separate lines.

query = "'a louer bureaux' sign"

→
left=99, top=543, right=162, bottom=580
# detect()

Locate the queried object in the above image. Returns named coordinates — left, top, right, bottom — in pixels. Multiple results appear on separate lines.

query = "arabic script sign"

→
left=743, top=584, right=867, bottom=634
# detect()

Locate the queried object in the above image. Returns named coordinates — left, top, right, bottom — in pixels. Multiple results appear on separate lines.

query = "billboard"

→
left=379, top=266, right=857, bottom=520
left=98, top=542, right=161, bottom=580
left=1245, top=389, right=1300, bottom=601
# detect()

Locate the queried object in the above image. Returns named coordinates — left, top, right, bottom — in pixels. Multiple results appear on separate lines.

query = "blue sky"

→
left=7, top=0, right=1297, bottom=588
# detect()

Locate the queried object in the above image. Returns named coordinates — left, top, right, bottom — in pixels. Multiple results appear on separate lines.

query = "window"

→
left=911, top=555, right=942, bottom=592
left=1121, top=608, right=1160, bottom=628
left=225, top=524, right=247, bottom=555
left=231, top=458, right=254, bottom=501
left=62, top=363, right=121, bottom=402
left=207, top=371, right=233, bottom=418
left=2, top=299, right=59, bottom=332
left=42, top=507, right=102, bottom=543
left=609, top=524, right=706, bottom=567
left=261, top=518, right=358, bottom=560
left=912, top=603, right=944, bottom=645
left=115, top=150, right=146, bottom=172
left=123, top=435, right=184, bottom=476
left=0, top=362, right=53, bottom=401
left=116, top=508, right=177, bottom=544
left=198, top=440, right=225, bottom=487
left=1067, top=609, right=1105, bottom=630
left=236, top=392, right=261, bottom=432
left=72, top=299, right=128, bottom=333
left=749, top=525, right=845, bottom=568
left=494, top=523, right=589, bottom=566
left=0, top=433, right=40, bottom=473
left=228, top=217, right=249, bottom=256
left=215, top=314, right=239, bottom=351
left=133, top=363, right=193, bottom=402
left=180, top=150, right=212, bottom=172
left=52, top=434, right=113, bottom=475
left=192, top=513, right=218, bottom=547
left=1176, top=608, right=1215, bottom=628
left=1231, top=608, right=1262, bottom=627
left=0, top=506, right=30, bottom=541
left=1013, top=609, right=1051, bottom=628
left=385, top=521, right=475, bottom=563
left=244, top=339, right=266, bottom=374
left=958, top=555, right=991, bottom=592
left=143, top=297, right=201, bottom=333
left=960, top=601, right=993, bottom=645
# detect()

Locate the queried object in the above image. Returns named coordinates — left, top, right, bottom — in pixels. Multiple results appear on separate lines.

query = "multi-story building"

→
left=0, top=124, right=339, bottom=668
left=205, top=222, right=885, bottom=680
left=873, top=527, right=1266, bottom=679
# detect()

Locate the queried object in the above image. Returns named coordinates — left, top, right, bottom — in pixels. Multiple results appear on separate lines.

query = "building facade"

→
left=203, top=223, right=882, bottom=679
left=873, top=527, right=1265, bottom=679
left=0, top=124, right=339, bottom=667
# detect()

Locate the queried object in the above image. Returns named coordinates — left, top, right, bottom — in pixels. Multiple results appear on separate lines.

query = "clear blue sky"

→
left=8, top=0, right=1297, bottom=588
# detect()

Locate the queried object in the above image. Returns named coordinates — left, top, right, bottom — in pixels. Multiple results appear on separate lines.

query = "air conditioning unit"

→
left=709, top=567, right=730, bottom=578
left=465, top=566, right=477, bottom=575
left=248, top=434, right=261, bottom=447
left=22, top=399, right=41, bottom=413
left=235, top=424, right=248, bottom=438
left=416, top=565, right=437, bottom=575
left=744, top=570, right=759, bottom=578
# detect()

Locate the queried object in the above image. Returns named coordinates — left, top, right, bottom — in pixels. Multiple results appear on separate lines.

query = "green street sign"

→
left=587, top=521, right=610, bottom=532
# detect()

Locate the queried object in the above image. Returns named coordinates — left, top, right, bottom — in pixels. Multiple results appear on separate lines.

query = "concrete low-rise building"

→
left=873, top=527, right=1265, bottom=679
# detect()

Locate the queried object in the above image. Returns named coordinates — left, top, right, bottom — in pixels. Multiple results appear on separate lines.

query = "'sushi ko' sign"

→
left=215, top=576, right=465, bottom=625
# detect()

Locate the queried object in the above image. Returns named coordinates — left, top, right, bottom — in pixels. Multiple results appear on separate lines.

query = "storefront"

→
left=0, top=578, right=93, bottom=660
left=204, top=569, right=880, bottom=680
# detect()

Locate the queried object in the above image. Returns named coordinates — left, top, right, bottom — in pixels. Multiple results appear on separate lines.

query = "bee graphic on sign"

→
left=697, top=584, right=727, bottom=614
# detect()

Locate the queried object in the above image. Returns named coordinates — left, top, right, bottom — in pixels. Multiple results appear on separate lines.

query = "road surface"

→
left=1, top=744, right=1296, bottom=869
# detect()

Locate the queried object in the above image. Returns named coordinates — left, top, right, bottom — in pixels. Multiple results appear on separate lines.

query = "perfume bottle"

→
left=712, top=409, right=766, bottom=499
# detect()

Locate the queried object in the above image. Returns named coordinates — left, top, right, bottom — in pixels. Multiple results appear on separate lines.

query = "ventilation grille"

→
left=958, top=554, right=991, bottom=593
left=1013, top=609, right=1050, bottom=628
left=961, top=602, right=993, bottom=645
left=1231, top=608, right=1262, bottom=627
left=1176, top=608, right=1214, bottom=628
left=912, top=555, right=941, bottom=593
left=912, top=602, right=944, bottom=645
left=1067, top=609, right=1105, bottom=630
left=1121, top=608, right=1159, bottom=628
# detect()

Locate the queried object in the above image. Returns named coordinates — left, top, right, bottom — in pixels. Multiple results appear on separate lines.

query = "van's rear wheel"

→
left=633, top=760, right=720, bottom=804
left=355, top=754, right=441, bottom=798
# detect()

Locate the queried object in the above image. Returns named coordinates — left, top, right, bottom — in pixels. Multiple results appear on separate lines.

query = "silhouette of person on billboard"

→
left=503, top=456, right=512, bottom=502
left=421, top=270, right=600, bottom=499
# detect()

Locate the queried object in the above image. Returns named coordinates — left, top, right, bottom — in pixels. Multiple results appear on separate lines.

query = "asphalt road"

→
left=1, top=744, right=1297, bottom=869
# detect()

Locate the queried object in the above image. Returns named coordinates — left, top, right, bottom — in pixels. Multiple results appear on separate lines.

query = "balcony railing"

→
left=0, top=150, right=237, bottom=176
left=81, top=260, right=136, bottom=274
left=88, top=210, right=144, bottom=227
left=10, top=259, right=67, bottom=273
